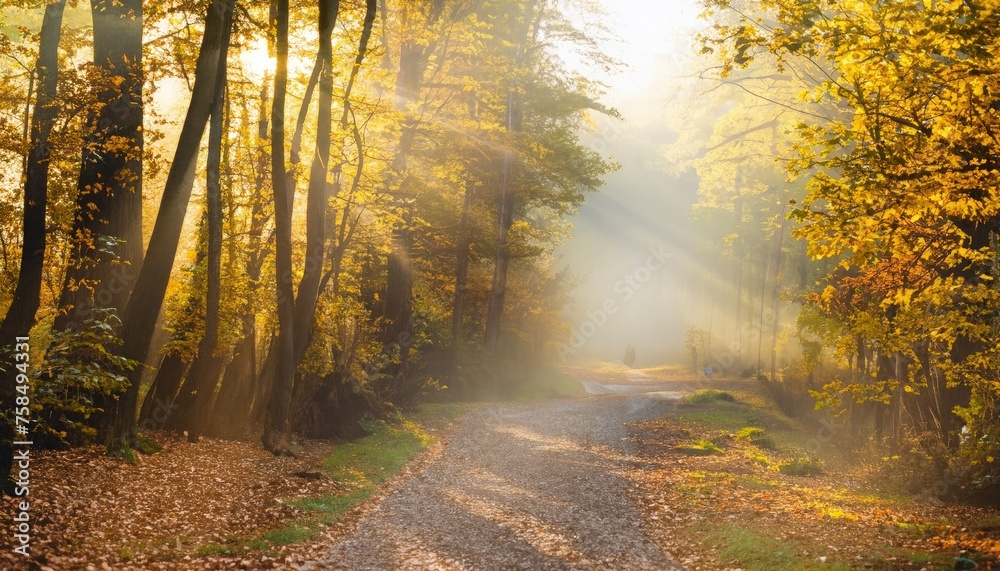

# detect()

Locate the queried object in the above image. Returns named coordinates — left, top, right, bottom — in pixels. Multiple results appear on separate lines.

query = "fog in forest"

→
left=557, top=0, right=715, bottom=366
left=8, top=0, right=1000, bottom=565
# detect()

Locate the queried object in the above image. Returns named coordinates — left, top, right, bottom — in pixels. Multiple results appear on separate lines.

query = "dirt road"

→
left=305, top=370, right=684, bottom=570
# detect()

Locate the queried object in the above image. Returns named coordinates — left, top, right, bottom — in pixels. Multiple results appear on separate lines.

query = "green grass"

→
left=195, top=403, right=462, bottom=557
left=699, top=522, right=958, bottom=571
left=675, top=438, right=725, bottom=456
left=735, top=426, right=776, bottom=450
left=321, top=419, right=433, bottom=487
left=665, top=381, right=994, bottom=570
left=777, top=456, right=824, bottom=477
left=733, top=473, right=780, bottom=490
left=703, top=524, right=853, bottom=570
left=742, top=448, right=771, bottom=466
left=682, top=389, right=737, bottom=404
left=678, top=404, right=756, bottom=432
left=133, top=434, right=163, bottom=455
left=676, top=384, right=834, bottom=466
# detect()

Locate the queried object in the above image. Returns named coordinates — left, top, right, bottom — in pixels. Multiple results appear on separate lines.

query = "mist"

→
left=555, top=0, right=722, bottom=367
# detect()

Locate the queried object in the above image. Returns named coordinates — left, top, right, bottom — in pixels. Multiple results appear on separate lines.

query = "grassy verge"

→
left=631, top=380, right=999, bottom=570
left=673, top=384, right=821, bottom=461
left=197, top=403, right=463, bottom=557
left=702, top=523, right=854, bottom=571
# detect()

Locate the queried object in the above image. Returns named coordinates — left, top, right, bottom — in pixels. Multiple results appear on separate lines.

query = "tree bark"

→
left=137, top=352, right=189, bottom=429
left=0, top=0, right=67, bottom=495
left=53, top=0, right=144, bottom=338
left=263, top=0, right=295, bottom=454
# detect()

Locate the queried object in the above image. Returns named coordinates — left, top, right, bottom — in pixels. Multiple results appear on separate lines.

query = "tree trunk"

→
left=379, top=0, right=446, bottom=390
left=0, top=0, right=67, bottom=495
left=208, top=78, right=272, bottom=438
left=292, top=0, right=341, bottom=369
left=171, top=15, right=234, bottom=441
left=0, top=0, right=65, bottom=348
left=54, top=0, right=144, bottom=338
left=252, top=337, right=279, bottom=428
left=449, top=179, right=475, bottom=369
left=168, top=344, right=227, bottom=438
left=756, top=240, right=770, bottom=374
left=138, top=351, right=189, bottom=429
left=380, top=58, right=421, bottom=353
left=207, top=318, right=256, bottom=438
left=482, top=1, right=543, bottom=355
left=263, top=0, right=295, bottom=454
left=733, top=192, right=744, bottom=370
left=769, top=205, right=786, bottom=380
left=483, top=92, right=521, bottom=354
left=108, top=0, right=234, bottom=447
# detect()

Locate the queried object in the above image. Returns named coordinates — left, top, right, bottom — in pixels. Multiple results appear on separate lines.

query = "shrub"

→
left=32, top=309, right=137, bottom=447
left=867, top=432, right=949, bottom=496
left=743, top=449, right=770, bottom=466
left=675, top=438, right=725, bottom=455
left=778, top=456, right=824, bottom=476
left=735, top=426, right=776, bottom=449
left=132, top=434, right=163, bottom=455
left=683, top=389, right=737, bottom=405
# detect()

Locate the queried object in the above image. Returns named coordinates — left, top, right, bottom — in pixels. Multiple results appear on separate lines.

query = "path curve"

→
left=305, top=389, right=682, bottom=570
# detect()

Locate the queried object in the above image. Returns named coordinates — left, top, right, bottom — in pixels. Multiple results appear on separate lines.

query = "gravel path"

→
left=309, top=393, right=682, bottom=570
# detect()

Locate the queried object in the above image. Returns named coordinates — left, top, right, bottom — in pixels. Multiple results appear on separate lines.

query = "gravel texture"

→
left=305, top=394, right=682, bottom=570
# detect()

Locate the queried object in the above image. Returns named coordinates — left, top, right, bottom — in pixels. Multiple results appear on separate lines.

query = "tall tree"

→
left=483, top=0, right=542, bottom=354
left=701, top=0, right=1000, bottom=484
left=208, top=77, right=273, bottom=439
left=107, top=0, right=235, bottom=447
left=292, top=0, right=341, bottom=368
left=450, top=179, right=475, bottom=362
left=262, top=0, right=294, bottom=454
left=167, top=2, right=235, bottom=441
left=53, top=0, right=144, bottom=335
left=0, top=0, right=67, bottom=495
left=380, top=0, right=446, bottom=387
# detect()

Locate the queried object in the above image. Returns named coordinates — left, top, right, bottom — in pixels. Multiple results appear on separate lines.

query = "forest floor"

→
left=3, top=363, right=999, bottom=570
left=618, top=366, right=1000, bottom=571
left=0, top=404, right=464, bottom=570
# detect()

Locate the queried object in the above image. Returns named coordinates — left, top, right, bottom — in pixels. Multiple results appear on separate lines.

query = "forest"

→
left=5, top=0, right=1000, bottom=569
left=677, top=0, right=1000, bottom=496
left=0, top=0, right=611, bottom=475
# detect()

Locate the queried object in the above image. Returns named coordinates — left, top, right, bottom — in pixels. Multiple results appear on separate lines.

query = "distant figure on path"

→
left=623, top=345, right=636, bottom=368
left=704, top=366, right=713, bottom=378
